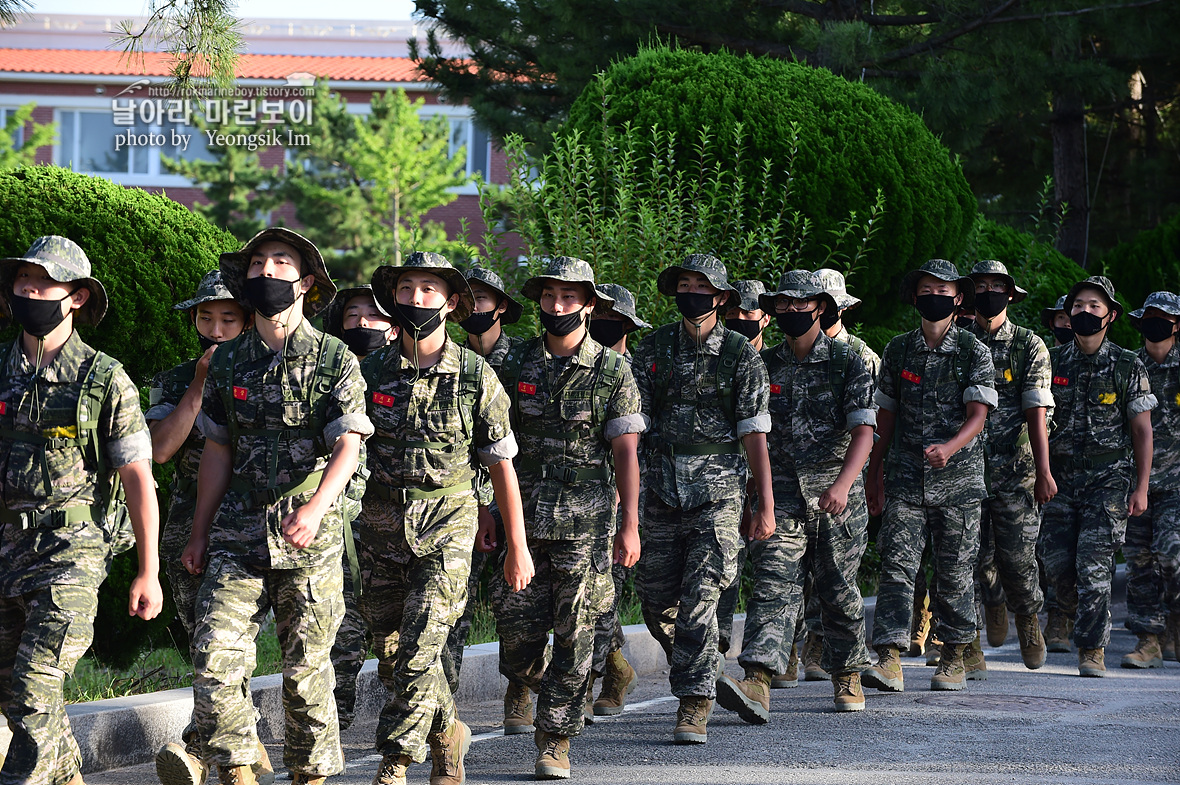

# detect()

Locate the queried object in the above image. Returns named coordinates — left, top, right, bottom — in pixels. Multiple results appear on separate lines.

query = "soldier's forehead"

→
left=344, top=293, right=378, bottom=311
left=470, top=282, right=499, bottom=296
left=916, top=274, right=955, bottom=290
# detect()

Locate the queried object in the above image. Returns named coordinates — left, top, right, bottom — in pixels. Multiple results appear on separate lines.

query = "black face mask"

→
left=589, top=319, right=628, bottom=347
left=539, top=308, right=585, bottom=337
left=1052, top=326, right=1075, bottom=345
left=197, top=334, right=224, bottom=353
left=914, top=294, right=957, bottom=323
left=725, top=318, right=762, bottom=342
left=341, top=327, right=389, bottom=356
left=244, top=276, right=299, bottom=318
left=1138, top=316, right=1176, bottom=344
left=10, top=292, right=71, bottom=338
left=460, top=310, right=499, bottom=336
left=1070, top=310, right=1107, bottom=337
left=974, top=290, right=1010, bottom=319
left=956, top=315, right=976, bottom=329
left=820, top=309, right=840, bottom=331
left=775, top=310, right=818, bottom=338
left=676, top=291, right=719, bottom=320
left=392, top=302, right=447, bottom=339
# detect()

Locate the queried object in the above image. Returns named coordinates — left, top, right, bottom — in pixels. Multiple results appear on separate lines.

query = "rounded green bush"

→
left=564, top=48, right=977, bottom=326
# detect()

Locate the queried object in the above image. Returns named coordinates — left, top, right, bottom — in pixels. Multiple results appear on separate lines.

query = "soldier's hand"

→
left=182, top=536, right=208, bottom=575
left=866, top=468, right=884, bottom=517
left=924, top=443, right=953, bottom=469
left=475, top=506, right=498, bottom=553
left=739, top=503, right=754, bottom=540
left=818, top=482, right=849, bottom=516
left=193, top=343, right=217, bottom=385
left=1129, top=486, right=1149, bottom=517
left=504, top=545, right=535, bottom=592
left=1034, top=470, right=1058, bottom=506
left=749, top=507, right=775, bottom=541
left=281, top=505, right=324, bottom=549
left=613, top=524, right=640, bottom=568
left=128, top=573, right=164, bottom=620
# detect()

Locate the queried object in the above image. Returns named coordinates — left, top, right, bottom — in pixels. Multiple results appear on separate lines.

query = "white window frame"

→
left=0, top=106, right=25, bottom=149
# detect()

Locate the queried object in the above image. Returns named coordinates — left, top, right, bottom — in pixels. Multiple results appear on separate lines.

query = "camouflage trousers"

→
left=975, top=470, right=1044, bottom=616
left=493, top=536, right=613, bottom=737
left=161, top=494, right=205, bottom=755
left=330, top=551, right=371, bottom=731
left=358, top=534, right=471, bottom=763
left=591, top=562, right=632, bottom=675
left=1124, top=491, right=1180, bottom=636
left=0, top=582, right=100, bottom=785
left=636, top=490, right=741, bottom=699
left=716, top=543, right=746, bottom=655
left=443, top=538, right=494, bottom=693
left=739, top=487, right=870, bottom=677
left=192, top=555, right=344, bottom=776
left=872, top=499, right=981, bottom=648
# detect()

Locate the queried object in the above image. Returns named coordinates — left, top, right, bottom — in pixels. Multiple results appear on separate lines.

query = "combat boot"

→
left=156, top=742, right=207, bottom=785
left=593, top=649, right=638, bottom=716
left=801, top=632, right=828, bottom=681
left=672, top=696, right=713, bottom=744
left=832, top=672, right=865, bottom=712
left=1078, top=647, right=1106, bottom=677
left=371, top=754, right=411, bottom=785
left=253, top=742, right=275, bottom=785
left=64, top=774, right=85, bottom=785
left=1015, top=613, right=1046, bottom=669
left=291, top=775, right=327, bottom=785
left=583, top=675, right=597, bottom=724
left=861, top=645, right=904, bottom=692
left=217, top=766, right=257, bottom=785
left=1044, top=608, right=1073, bottom=652
left=427, top=718, right=470, bottom=785
left=964, top=633, right=987, bottom=681
left=534, top=731, right=571, bottom=780
left=772, top=643, right=799, bottom=688
left=908, top=603, right=932, bottom=657
left=930, top=643, right=966, bottom=691
left=715, top=665, right=771, bottom=724
left=984, top=603, right=1009, bottom=647
left=503, top=681, right=535, bottom=735
left=925, top=636, right=942, bottom=666
left=1120, top=634, right=1163, bottom=669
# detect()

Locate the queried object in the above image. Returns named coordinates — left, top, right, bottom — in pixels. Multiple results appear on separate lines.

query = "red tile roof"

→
left=0, top=48, right=427, bottom=82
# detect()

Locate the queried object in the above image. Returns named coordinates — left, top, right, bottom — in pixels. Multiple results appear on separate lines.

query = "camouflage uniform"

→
left=192, top=228, right=370, bottom=776
left=872, top=260, right=997, bottom=650
left=744, top=272, right=875, bottom=677
left=492, top=259, right=644, bottom=738
left=633, top=255, right=771, bottom=699
left=1042, top=277, right=1156, bottom=650
left=0, top=237, right=151, bottom=785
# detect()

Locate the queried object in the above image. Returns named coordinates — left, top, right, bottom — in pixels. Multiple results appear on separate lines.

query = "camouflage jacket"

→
left=0, top=332, right=151, bottom=594
left=1048, top=338, right=1155, bottom=478
left=762, top=333, right=876, bottom=518
left=509, top=334, right=644, bottom=541
left=473, top=330, right=525, bottom=506
left=358, top=336, right=516, bottom=557
left=199, top=319, right=373, bottom=569
left=1139, top=343, right=1180, bottom=492
left=834, top=324, right=882, bottom=382
left=633, top=321, right=771, bottom=510
left=875, top=325, right=997, bottom=506
left=969, top=319, right=1054, bottom=479
left=146, top=359, right=206, bottom=555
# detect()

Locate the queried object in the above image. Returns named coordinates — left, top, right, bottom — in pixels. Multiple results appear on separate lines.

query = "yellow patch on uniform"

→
left=1098, top=392, right=1117, bottom=405
left=42, top=425, right=78, bottom=439
left=1003, top=368, right=1013, bottom=383
left=1174, top=392, right=1180, bottom=407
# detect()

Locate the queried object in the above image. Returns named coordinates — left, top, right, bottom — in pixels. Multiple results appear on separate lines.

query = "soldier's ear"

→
left=69, top=286, right=90, bottom=311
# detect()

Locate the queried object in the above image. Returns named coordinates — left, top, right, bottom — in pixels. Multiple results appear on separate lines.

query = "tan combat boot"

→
left=593, top=649, right=638, bottom=716
left=64, top=774, right=86, bottom=785
left=1015, top=613, right=1046, bottom=669
left=1121, top=634, right=1163, bottom=669
left=218, top=766, right=257, bottom=785
left=930, top=643, right=967, bottom=691
left=862, top=645, right=904, bottom=692
left=504, top=681, right=535, bottom=735
left=427, top=718, right=471, bottom=785
left=583, top=674, right=597, bottom=725
left=832, top=671, right=866, bottom=712
left=772, top=643, right=799, bottom=689
left=802, top=632, right=829, bottom=681
left=1044, top=608, right=1073, bottom=652
left=715, top=665, right=771, bottom=724
left=1078, top=647, right=1106, bottom=677
left=290, top=775, right=327, bottom=785
left=253, top=742, right=275, bottom=785
left=156, top=742, right=207, bottom=785
left=534, top=730, right=571, bottom=780
left=371, top=754, right=412, bottom=785
left=984, top=603, right=1009, bottom=647
left=908, top=599, right=933, bottom=657
left=672, top=696, right=713, bottom=744
left=964, top=632, right=987, bottom=681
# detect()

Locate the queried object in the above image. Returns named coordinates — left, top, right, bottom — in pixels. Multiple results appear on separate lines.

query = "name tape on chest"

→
left=1052, top=376, right=1069, bottom=386
left=232, top=386, right=248, bottom=401
left=518, top=381, right=537, bottom=396
left=901, top=369, right=921, bottom=384
left=372, top=392, right=395, bottom=408
left=770, top=384, right=781, bottom=395
left=0, top=401, right=6, bottom=415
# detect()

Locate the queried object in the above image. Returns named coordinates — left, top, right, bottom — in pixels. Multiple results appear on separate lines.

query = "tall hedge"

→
left=1098, top=212, right=1180, bottom=313
left=563, top=47, right=977, bottom=326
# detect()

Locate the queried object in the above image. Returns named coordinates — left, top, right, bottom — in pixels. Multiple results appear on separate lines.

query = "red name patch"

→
left=1053, top=376, right=1070, bottom=386
left=901, top=370, right=922, bottom=384
left=232, top=386, right=248, bottom=401
left=518, top=382, right=537, bottom=396
left=770, top=384, right=782, bottom=395
left=0, top=402, right=6, bottom=415
left=372, top=392, right=395, bottom=408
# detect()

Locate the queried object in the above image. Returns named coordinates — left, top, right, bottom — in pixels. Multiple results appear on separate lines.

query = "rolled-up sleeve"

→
left=1021, top=388, right=1055, bottom=411
left=144, top=402, right=176, bottom=422
left=846, top=408, right=877, bottom=430
left=324, top=412, right=374, bottom=446
left=107, top=430, right=153, bottom=468
left=197, top=412, right=230, bottom=445
left=874, top=389, right=898, bottom=413
left=964, top=385, right=998, bottom=408
left=478, top=433, right=518, bottom=466
left=737, top=413, right=771, bottom=437
left=1128, top=393, right=1158, bottom=418
left=605, top=412, right=646, bottom=441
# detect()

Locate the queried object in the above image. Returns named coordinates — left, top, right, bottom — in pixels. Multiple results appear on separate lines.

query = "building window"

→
left=58, top=109, right=215, bottom=179
left=1, top=107, right=24, bottom=149
left=448, top=117, right=490, bottom=180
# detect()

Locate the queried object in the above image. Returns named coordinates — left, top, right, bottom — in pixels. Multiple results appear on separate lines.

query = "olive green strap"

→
left=368, top=479, right=474, bottom=503
left=0, top=503, right=104, bottom=530
left=517, top=458, right=611, bottom=483
left=229, top=470, right=324, bottom=508
left=665, top=441, right=741, bottom=456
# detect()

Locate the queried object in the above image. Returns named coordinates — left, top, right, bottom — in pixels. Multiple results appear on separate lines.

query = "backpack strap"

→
left=457, top=345, right=483, bottom=441
left=593, top=347, right=625, bottom=430
left=1006, top=325, right=1033, bottom=387
left=1113, top=348, right=1138, bottom=421
left=828, top=339, right=851, bottom=407
left=716, top=329, right=745, bottom=428
left=649, top=323, right=679, bottom=419
left=209, top=333, right=243, bottom=454
left=956, top=327, right=975, bottom=389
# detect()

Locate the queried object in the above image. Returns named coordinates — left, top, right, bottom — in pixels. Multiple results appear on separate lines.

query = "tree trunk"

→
left=1052, top=90, right=1090, bottom=267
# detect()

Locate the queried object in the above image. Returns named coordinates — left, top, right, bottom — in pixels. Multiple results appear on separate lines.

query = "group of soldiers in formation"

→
left=0, top=227, right=1176, bottom=785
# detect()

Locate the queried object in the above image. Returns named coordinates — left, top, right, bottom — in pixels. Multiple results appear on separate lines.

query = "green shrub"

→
left=1098, top=211, right=1180, bottom=316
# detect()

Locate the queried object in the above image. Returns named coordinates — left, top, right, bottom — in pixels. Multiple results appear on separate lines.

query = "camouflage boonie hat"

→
left=1129, top=291, right=1180, bottom=325
left=322, top=284, right=385, bottom=338
left=596, top=283, right=650, bottom=331
left=173, top=269, right=241, bottom=312
left=731, top=280, right=767, bottom=312
left=521, top=257, right=615, bottom=316
left=0, top=235, right=108, bottom=326
left=1066, top=275, right=1122, bottom=320
left=814, top=268, right=861, bottom=310
left=655, top=254, right=737, bottom=307
left=967, top=259, right=1028, bottom=304
left=899, top=258, right=975, bottom=309
left=372, top=252, right=475, bottom=323
left=759, top=269, right=838, bottom=316
left=1040, top=294, right=1068, bottom=329
left=219, top=227, right=336, bottom=318
left=465, top=265, right=523, bottom=325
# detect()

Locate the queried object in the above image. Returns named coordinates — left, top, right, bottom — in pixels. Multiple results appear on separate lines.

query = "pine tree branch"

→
left=868, top=0, right=1023, bottom=67
left=653, top=23, right=816, bottom=62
